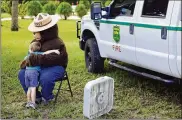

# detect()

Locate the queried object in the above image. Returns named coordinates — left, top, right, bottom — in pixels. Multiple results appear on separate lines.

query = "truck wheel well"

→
left=80, top=30, right=95, bottom=50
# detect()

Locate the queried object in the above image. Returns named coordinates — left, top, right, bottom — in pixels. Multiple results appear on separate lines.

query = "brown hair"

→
left=29, top=41, right=41, bottom=52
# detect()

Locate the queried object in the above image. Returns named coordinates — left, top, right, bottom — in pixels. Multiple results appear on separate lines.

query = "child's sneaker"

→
left=29, top=102, right=37, bottom=109
left=25, top=101, right=31, bottom=108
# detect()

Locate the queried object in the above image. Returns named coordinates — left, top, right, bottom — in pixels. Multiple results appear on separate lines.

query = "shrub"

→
left=27, top=1, right=42, bottom=17
left=56, top=2, right=72, bottom=20
left=18, top=1, right=29, bottom=19
left=79, top=0, right=90, bottom=10
left=43, top=2, right=56, bottom=15
left=75, top=4, right=87, bottom=18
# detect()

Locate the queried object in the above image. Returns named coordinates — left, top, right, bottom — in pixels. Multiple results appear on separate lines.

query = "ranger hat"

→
left=28, top=13, right=59, bottom=32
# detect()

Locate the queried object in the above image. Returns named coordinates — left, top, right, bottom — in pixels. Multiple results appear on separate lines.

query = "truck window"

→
left=109, top=0, right=136, bottom=18
left=142, top=0, right=169, bottom=17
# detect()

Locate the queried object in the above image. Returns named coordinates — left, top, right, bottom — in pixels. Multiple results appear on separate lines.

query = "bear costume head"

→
left=28, top=13, right=59, bottom=42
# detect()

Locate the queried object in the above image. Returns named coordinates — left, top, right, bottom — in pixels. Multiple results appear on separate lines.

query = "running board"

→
left=108, top=61, right=176, bottom=83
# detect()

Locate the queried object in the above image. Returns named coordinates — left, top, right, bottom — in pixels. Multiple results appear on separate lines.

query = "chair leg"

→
left=54, top=81, right=62, bottom=104
left=37, top=84, right=40, bottom=91
left=66, top=74, right=73, bottom=97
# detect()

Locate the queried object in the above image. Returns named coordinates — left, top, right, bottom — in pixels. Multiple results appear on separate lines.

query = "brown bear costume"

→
left=18, top=13, right=68, bottom=104
left=28, top=24, right=68, bottom=68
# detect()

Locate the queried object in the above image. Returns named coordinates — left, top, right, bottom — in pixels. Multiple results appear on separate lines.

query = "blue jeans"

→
left=25, top=69, right=39, bottom=87
left=18, top=66, right=65, bottom=100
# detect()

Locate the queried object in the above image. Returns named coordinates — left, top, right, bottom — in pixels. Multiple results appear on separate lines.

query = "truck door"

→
left=176, top=10, right=181, bottom=78
left=168, top=1, right=181, bottom=78
left=135, top=0, right=174, bottom=76
left=99, top=0, right=138, bottom=66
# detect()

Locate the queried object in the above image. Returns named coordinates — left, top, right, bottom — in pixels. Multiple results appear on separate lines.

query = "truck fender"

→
left=81, top=23, right=100, bottom=42
left=80, top=23, right=104, bottom=56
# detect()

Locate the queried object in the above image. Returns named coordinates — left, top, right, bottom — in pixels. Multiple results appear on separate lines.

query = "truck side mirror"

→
left=102, top=7, right=109, bottom=12
left=91, top=2, right=102, bottom=20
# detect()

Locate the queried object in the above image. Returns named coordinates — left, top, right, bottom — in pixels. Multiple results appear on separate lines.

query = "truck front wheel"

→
left=84, top=38, right=104, bottom=73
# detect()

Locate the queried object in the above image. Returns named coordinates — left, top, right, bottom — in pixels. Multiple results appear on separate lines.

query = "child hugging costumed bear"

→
left=18, top=13, right=68, bottom=109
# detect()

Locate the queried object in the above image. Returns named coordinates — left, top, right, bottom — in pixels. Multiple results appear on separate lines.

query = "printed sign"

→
left=113, top=25, right=120, bottom=43
left=112, top=45, right=121, bottom=52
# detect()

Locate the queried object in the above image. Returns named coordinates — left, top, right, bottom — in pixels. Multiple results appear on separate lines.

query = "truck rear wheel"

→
left=84, top=38, right=104, bottom=73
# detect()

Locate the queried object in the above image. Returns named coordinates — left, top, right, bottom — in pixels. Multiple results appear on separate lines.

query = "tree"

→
left=57, top=0, right=77, bottom=5
left=20, top=0, right=48, bottom=5
left=1, top=1, right=12, bottom=15
left=79, top=0, right=90, bottom=10
left=39, top=0, right=49, bottom=6
left=27, top=1, right=42, bottom=17
left=104, top=0, right=112, bottom=7
left=11, top=0, right=19, bottom=31
left=54, top=1, right=60, bottom=8
left=43, top=2, right=56, bottom=15
left=56, top=2, right=72, bottom=20
left=75, top=4, right=87, bottom=18
left=18, top=1, right=29, bottom=19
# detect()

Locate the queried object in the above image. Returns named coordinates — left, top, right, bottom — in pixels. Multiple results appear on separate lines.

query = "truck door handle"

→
left=161, top=27, right=167, bottom=40
left=129, top=24, right=134, bottom=35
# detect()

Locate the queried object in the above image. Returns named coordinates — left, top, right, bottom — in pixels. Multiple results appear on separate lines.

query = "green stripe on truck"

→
left=100, top=20, right=182, bottom=31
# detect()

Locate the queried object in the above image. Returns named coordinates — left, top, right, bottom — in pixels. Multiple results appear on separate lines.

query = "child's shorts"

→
left=25, top=69, right=39, bottom=88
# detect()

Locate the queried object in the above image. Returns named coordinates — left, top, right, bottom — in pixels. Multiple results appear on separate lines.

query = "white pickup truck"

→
left=76, top=0, right=181, bottom=83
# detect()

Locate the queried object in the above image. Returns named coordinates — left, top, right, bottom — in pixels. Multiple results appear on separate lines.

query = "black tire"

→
left=84, top=38, right=104, bottom=73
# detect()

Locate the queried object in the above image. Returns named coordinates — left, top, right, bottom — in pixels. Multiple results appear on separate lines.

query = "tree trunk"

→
left=11, top=0, right=19, bottom=31
left=64, top=15, right=67, bottom=20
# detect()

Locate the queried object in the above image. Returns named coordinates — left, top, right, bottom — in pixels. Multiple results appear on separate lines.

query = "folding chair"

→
left=54, top=71, right=73, bottom=104
left=37, top=71, right=73, bottom=104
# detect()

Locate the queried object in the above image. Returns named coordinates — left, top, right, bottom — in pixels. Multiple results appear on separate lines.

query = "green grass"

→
left=1, top=13, right=11, bottom=18
left=1, top=20, right=181, bottom=119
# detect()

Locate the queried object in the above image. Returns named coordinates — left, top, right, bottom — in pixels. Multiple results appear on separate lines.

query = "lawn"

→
left=1, top=13, right=11, bottom=19
left=1, top=20, right=181, bottom=119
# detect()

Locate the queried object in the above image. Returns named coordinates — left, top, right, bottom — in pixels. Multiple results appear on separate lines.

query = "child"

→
left=20, top=41, right=60, bottom=109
